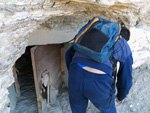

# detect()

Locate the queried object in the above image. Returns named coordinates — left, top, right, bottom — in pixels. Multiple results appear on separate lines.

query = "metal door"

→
left=31, top=44, right=63, bottom=113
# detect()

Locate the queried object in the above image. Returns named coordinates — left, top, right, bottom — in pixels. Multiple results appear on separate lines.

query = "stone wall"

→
left=0, top=0, right=150, bottom=113
left=0, top=0, right=71, bottom=112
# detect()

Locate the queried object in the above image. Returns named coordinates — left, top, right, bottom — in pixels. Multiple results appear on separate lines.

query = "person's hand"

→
left=115, top=96, right=124, bottom=104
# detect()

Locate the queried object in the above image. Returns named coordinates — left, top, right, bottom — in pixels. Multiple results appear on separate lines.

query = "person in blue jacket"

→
left=65, top=36, right=133, bottom=113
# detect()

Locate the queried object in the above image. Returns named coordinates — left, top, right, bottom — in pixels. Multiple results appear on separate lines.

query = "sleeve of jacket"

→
left=116, top=53, right=133, bottom=101
left=65, top=46, right=76, bottom=70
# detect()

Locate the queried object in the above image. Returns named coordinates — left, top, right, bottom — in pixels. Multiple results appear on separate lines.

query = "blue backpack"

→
left=72, top=16, right=130, bottom=63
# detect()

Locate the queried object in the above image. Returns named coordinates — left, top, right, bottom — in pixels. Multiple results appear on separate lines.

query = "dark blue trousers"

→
left=68, top=63, right=116, bottom=113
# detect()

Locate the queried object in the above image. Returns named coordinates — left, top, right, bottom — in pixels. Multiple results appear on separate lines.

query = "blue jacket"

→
left=65, top=38, right=133, bottom=101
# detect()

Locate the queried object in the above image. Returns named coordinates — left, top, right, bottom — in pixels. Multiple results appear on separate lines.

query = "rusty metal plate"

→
left=31, top=44, right=62, bottom=113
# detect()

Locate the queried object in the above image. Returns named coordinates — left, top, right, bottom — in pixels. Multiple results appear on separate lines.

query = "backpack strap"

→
left=107, top=38, right=118, bottom=107
left=111, top=57, right=117, bottom=92
left=108, top=56, right=117, bottom=108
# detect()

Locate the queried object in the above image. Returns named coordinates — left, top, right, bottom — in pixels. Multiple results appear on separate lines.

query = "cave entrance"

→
left=12, top=44, right=65, bottom=113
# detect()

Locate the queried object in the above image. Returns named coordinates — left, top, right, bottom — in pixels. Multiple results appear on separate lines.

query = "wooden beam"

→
left=13, top=65, right=20, bottom=97
left=31, top=46, right=42, bottom=113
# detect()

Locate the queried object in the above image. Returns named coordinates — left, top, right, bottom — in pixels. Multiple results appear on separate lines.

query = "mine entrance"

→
left=12, top=44, right=65, bottom=113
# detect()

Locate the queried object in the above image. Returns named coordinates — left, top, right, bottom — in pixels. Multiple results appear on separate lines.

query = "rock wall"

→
left=0, top=0, right=150, bottom=113
left=0, top=0, right=71, bottom=112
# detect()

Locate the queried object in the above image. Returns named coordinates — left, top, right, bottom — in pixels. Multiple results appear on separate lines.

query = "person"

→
left=65, top=27, right=133, bottom=113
